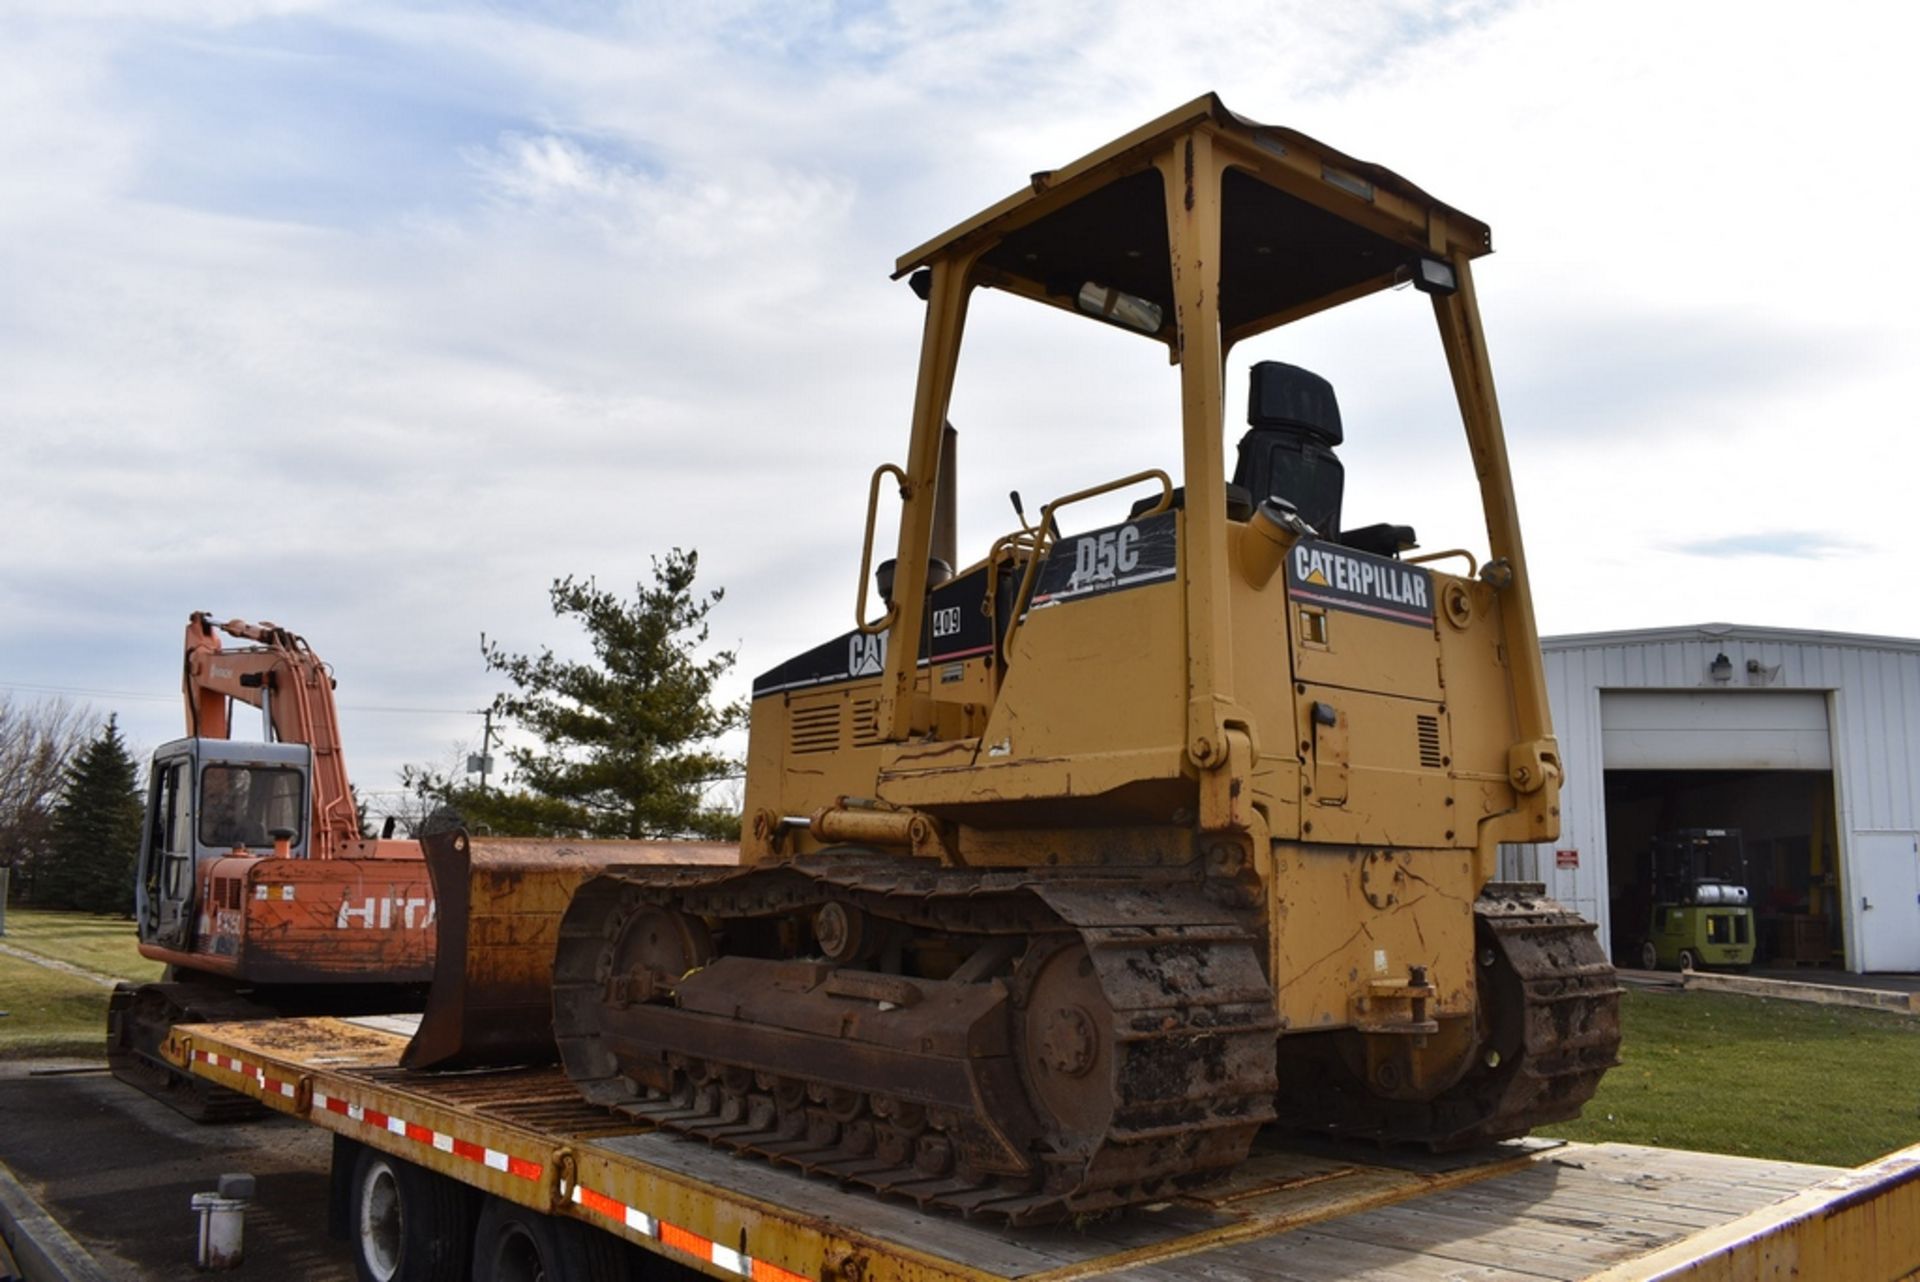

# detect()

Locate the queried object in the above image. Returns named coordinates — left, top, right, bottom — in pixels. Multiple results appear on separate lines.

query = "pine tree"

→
left=39, top=715, right=145, bottom=915
left=402, top=550, right=745, bottom=840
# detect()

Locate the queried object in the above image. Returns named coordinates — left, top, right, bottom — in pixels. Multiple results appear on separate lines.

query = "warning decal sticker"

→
left=1286, top=538, right=1434, bottom=628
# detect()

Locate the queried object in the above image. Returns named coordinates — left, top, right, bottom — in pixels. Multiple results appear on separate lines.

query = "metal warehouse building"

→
left=1504, top=623, right=1920, bottom=973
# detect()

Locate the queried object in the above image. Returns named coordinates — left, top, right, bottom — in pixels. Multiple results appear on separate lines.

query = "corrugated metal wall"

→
left=1500, top=625, right=1920, bottom=969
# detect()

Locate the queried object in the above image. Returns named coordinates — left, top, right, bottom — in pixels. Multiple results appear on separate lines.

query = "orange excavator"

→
left=107, top=613, right=436, bottom=1117
left=108, top=612, right=732, bottom=1119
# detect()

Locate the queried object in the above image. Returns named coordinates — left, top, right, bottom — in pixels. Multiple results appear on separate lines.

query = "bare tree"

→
left=0, top=695, right=96, bottom=899
left=388, top=741, right=478, bottom=837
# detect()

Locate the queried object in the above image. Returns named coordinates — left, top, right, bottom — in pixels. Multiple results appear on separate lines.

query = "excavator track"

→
left=553, top=856, right=1279, bottom=1225
left=1274, top=882, right=1622, bottom=1148
left=107, top=980, right=274, bottom=1123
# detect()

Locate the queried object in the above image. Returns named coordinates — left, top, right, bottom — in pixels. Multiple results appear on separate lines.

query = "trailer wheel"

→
left=471, top=1195, right=629, bottom=1282
left=350, top=1148, right=474, bottom=1282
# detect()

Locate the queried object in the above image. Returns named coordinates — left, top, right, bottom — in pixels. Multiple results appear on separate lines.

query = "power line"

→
left=0, top=681, right=173, bottom=703
left=0, top=680, right=480, bottom=716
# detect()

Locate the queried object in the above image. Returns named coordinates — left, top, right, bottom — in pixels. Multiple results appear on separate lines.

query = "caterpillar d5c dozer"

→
left=489, top=94, right=1619, bottom=1225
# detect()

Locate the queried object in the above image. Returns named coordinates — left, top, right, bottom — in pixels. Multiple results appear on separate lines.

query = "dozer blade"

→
left=402, top=830, right=736, bottom=1070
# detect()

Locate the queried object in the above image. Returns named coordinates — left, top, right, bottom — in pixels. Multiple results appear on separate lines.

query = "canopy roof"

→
left=895, top=94, right=1492, bottom=347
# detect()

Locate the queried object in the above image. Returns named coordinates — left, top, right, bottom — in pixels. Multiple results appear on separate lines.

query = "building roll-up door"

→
left=1598, top=691, right=1832, bottom=771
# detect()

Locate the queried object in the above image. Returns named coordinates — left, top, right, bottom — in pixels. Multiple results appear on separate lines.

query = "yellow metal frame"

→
left=167, top=1020, right=1920, bottom=1281
left=871, top=93, right=1558, bottom=831
left=1585, top=1142, right=1920, bottom=1282
left=167, top=1018, right=1000, bottom=1282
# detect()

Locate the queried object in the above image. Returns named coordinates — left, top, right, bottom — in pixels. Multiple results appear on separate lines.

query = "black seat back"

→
left=1232, top=361, right=1344, bottom=538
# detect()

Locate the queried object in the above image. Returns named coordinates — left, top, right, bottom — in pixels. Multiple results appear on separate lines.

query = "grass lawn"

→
left=3, top=907, right=163, bottom=981
left=0, top=907, right=162, bottom=1059
left=1540, top=987, right=1920, bottom=1168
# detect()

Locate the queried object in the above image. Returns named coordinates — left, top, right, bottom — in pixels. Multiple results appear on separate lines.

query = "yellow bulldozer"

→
left=416, top=93, right=1620, bottom=1227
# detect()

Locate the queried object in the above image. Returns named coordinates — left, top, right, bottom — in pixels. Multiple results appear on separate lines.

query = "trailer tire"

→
left=349, top=1148, right=475, bottom=1282
left=471, top=1195, right=629, bottom=1282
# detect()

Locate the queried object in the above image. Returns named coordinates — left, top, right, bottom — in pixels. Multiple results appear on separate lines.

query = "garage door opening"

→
left=1604, top=768, right=1842, bottom=967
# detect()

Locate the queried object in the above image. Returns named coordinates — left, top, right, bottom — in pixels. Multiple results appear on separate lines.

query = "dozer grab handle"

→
left=855, top=462, right=909, bottom=636
left=1002, top=469, right=1173, bottom=659
left=1405, top=547, right=1479, bottom=578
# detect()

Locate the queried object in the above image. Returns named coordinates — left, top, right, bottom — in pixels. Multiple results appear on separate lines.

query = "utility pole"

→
left=479, top=707, right=495, bottom=794
left=467, top=707, right=498, bottom=794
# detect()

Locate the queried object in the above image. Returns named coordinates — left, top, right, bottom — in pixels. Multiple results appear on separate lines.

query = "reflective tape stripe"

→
left=198, top=1050, right=289, bottom=1097
left=569, top=1181, right=807, bottom=1281
left=751, top=1261, right=809, bottom=1282
left=197, top=1049, right=811, bottom=1278
left=659, top=1224, right=707, bottom=1258
left=279, top=1087, right=542, bottom=1184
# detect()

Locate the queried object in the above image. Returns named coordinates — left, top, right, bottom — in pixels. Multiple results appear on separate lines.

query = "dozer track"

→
left=107, top=979, right=274, bottom=1123
left=553, top=855, right=1279, bottom=1225
left=1274, top=882, right=1623, bottom=1149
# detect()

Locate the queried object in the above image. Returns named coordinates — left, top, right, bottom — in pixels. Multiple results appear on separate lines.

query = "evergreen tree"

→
left=403, top=550, right=745, bottom=840
left=39, top=715, right=144, bottom=915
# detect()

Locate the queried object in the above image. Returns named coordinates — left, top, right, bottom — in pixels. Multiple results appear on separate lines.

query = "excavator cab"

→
left=135, top=737, right=310, bottom=950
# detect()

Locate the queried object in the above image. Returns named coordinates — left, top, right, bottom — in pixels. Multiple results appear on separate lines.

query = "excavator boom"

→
left=183, top=611, right=362, bottom=860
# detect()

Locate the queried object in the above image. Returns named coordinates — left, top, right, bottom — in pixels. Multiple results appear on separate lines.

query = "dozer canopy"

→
left=893, top=92, right=1491, bottom=349
left=871, top=92, right=1552, bottom=786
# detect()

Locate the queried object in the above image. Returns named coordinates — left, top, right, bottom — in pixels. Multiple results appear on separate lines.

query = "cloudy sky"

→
left=3, top=0, right=1914, bottom=820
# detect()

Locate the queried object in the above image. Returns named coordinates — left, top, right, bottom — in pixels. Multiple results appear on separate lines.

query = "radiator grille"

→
left=851, top=699, right=883, bottom=747
left=1416, top=715, right=1444, bottom=769
left=789, top=703, right=842, bottom=754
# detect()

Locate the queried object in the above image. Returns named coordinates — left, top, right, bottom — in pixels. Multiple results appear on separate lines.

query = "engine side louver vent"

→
left=790, top=704, right=842, bottom=754
left=1416, top=714, right=1443, bottom=769
left=851, top=699, right=883, bottom=747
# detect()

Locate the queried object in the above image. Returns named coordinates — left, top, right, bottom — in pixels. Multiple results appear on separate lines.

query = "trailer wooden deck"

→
left=167, top=1016, right=1920, bottom=1281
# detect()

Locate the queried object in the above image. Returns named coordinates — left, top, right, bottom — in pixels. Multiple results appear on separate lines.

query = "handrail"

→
left=854, top=463, right=908, bottom=636
left=1405, top=547, right=1479, bottom=578
left=1000, top=469, right=1173, bottom=661
left=982, top=530, right=1043, bottom=678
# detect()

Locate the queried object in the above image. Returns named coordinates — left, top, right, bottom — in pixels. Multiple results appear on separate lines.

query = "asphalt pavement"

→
left=0, top=1059, right=351, bottom=1281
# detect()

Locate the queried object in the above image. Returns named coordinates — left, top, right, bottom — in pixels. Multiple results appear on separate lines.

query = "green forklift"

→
left=1639, top=828, right=1756, bottom=972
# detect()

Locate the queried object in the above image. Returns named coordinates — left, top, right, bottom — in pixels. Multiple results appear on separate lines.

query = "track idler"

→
left=552, top=864, right=1279, bottom=1224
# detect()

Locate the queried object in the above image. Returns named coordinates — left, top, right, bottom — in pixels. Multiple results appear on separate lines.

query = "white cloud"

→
left=2, top=0, right=1915, bottom=809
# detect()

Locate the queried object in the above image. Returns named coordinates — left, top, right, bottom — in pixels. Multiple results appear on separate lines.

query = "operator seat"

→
left=1233, top=361, right=1345, bottom=538
left=1234, top=361, right=1416, bottom=559
left=1123, top=361, right=1414, bottom=557
left=1130, top=360, right=1339, bottom=526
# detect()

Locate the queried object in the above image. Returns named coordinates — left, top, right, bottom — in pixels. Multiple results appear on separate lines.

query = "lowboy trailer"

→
left=165, top=1015, right=1919, bottom=1282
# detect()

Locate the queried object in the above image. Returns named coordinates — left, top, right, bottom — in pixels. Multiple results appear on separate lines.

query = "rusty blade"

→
left=401, top=831, right=736, bottom=1070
